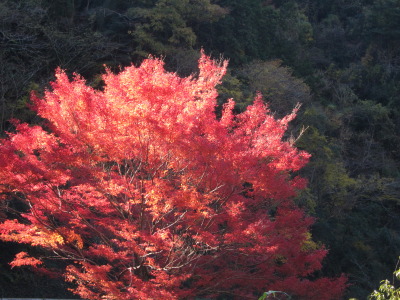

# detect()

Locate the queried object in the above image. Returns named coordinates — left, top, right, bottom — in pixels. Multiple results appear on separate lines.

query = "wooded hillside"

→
left=1, top=1, right=399, bottom=299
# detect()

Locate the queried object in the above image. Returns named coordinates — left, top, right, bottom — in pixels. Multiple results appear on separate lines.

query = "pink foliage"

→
left=0, top=51, right=345, bottom=299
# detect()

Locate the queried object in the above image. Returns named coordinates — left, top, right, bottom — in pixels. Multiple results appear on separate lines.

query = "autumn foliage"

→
left=0, top=52, right=346, bottom=299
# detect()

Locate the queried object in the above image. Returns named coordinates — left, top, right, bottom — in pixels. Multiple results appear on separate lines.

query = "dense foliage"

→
left=369, top=257, right=400, bottom=299
left=1, top=0, right=400, bottom=299
left=0, top=52, right=345, bottom=299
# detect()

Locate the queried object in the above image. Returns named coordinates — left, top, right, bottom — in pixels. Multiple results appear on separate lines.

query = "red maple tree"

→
left=0, top=52, right=346, bottom=299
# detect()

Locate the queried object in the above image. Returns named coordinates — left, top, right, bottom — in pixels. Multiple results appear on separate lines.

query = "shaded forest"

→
left=0, top=0, right=400, bottom=299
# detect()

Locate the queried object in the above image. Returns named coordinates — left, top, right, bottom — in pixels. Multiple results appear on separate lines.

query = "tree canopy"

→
left=1, top=0, right=400, bottom=299
left=0, top=52, right=346, bottom=299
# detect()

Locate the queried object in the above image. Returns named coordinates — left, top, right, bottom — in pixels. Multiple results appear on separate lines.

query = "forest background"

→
left=0, top=0, right=400, bottom=299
